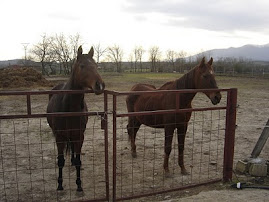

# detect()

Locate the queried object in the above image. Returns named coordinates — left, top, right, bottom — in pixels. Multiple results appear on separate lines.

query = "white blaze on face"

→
left=99, top=83, right=104, bottom=91
left=209, top=70, right=214, bottom=74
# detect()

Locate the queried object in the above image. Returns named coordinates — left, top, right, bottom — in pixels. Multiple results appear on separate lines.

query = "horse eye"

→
left=80, top=65, right=85, bottom=68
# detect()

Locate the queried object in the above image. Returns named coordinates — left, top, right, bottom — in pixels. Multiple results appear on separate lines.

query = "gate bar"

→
left=223, top=88, right=237, bottom=182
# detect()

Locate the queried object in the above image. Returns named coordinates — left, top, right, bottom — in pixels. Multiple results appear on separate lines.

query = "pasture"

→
left=0, top=72, right=268, bottom=201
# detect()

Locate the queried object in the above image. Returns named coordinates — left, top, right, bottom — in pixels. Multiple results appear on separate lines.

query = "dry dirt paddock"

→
left=0, top=72, right=268, bottom=201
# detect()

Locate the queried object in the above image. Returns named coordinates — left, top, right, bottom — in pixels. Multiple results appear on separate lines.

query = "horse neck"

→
left=176, top=68, right=197, bottom=106
left=63, top=72, right=85, bottom=111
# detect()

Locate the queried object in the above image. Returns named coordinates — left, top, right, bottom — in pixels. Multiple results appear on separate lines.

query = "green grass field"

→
left=100, top=72, right=269, bottom=92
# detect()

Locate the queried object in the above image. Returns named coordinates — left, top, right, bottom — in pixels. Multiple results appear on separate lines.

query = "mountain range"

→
left=0, top=44, right=269, bottom=67
left=191, top=44, right=269, bottom=61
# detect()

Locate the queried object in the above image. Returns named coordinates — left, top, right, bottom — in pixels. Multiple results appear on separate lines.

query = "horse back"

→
left=49, top=83, right=65, bottom=100
left=126, top=84, right=157, bottom=112
left=126, top=82, right=192, bottom=128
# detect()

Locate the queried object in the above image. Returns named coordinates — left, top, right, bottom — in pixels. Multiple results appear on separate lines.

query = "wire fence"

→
left=0, top=89, right=238, bottom=201
left=0, top=116, right=108, bottom=201
left=108, top=89, right=237, bottom=201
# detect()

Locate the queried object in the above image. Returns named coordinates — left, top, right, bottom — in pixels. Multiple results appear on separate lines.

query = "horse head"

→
left=195, top=57, right=221, bottom=105
left=72, top=46, right=105, bottom=95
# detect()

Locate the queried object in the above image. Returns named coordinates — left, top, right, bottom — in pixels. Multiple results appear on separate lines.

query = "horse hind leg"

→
left=57, top=155, right=65, bottom=190
left=177, top=124, right=189, bottom=175
left=127, top=117, right=141, bottom=158
left=163, top=126, right=174, bottom=176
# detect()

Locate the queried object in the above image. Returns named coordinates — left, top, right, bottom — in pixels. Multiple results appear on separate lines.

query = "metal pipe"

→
left=116, top=179, right=222, bottom=201
left=117, top=106, right=226, bottom=118
left=112, top=94, right=117, bottom=202
left=104, top=91, right=110, bottom=201
left=223, top=88, right=237, bottom=182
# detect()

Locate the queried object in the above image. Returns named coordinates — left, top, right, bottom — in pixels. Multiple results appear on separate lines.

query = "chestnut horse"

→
left=126, top=57, right=221, bottom=175
left=47, top=46, right=105, bottom=191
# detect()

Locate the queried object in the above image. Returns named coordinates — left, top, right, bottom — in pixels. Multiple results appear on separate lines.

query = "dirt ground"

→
left=0, top=72, right=268, bottom=201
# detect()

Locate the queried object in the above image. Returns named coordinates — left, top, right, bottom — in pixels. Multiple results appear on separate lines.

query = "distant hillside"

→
left=192, top=44, right=269, bottom=62
left=0, top=59, right=23, bottom=68
left=0, top=59, right=39, bottom=68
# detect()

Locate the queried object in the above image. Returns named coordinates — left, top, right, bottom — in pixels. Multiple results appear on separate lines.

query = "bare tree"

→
left=93, top=43, right=107, bottom=64
left=128, top=53, right=134, bottom=72
left=30, top=33, right=52, bottom=75
left=51, top=33, right=72, bottom=75
left=176, top=50, right=187, bottom=73
left=70, top=33, right=83, bottom=65
left=107, top=45, right=124, bottom=72
left=166, top=49, right=176, bottom=72
left=132, top=47, right=139, bottom=72
left=136, top=46, right=145, bottom=72
left=149, top=46, right=161, bottom=72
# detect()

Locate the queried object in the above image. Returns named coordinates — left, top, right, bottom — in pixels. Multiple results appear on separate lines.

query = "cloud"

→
left=122, top=0, right=269, bottom=32
left=48, top=11, right=80, bottom=22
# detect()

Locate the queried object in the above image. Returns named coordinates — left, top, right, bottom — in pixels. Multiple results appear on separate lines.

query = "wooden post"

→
left=251, top=119, right=269, bottom=158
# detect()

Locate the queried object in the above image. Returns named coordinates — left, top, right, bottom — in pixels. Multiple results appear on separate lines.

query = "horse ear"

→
left=77, top=46, right=83, bottom=59
left=88, top=47, right=94, bottom=58
left=199, top=57, right=206, bottom=67
left=208, top=57, right=213, bottom=66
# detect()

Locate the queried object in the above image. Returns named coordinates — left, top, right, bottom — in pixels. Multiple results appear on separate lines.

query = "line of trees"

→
left=29, top=33, right=189, bottom=74
left=29, top=33, right=269, bottom=76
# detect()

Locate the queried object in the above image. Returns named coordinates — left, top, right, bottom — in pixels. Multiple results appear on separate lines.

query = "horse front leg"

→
left=177, top=124, right=189, bottom=175
left=74, top=138, right=84, bottom=192
left=163, top=126, right=174, bottom=175
left=127, top=117, right=141, bottom=158
left=71, top=141, right=75, bottom=166
left=74, top=153, right=83, bottom=191
left=56, top=141, right=65, bottom=190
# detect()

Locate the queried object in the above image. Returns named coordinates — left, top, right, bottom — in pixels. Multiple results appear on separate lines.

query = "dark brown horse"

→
left=126, top=57, right=221, bottom=175
left=47, top=46, right=105, bottom=191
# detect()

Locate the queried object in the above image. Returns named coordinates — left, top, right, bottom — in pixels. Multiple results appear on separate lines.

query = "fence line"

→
left=0, top=89, right=237, bottom=201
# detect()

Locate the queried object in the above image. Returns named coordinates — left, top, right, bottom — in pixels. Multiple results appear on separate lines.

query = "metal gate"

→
left=0, top=88, right=237, bottom=201
left=107, top=88, right=237, bottom=201
left=0, top=90, right=109, bottom=201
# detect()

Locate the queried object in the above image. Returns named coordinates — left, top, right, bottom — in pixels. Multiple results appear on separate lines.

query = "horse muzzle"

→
left=210, top=92, right=222, bottom=105
left=93, top=81, right=105, bottom=95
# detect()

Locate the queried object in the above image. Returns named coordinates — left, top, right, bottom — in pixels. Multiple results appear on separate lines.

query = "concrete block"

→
left=249, top=163, right=267, bottom=177
left=236, top=160, right=248, bottom=173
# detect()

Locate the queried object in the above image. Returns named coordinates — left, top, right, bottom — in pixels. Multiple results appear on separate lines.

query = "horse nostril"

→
left=95, top=81, right=104, bottom=91
left=214, top=94, right=221, bottom=103
left=95, top=81, right=100, bottom=90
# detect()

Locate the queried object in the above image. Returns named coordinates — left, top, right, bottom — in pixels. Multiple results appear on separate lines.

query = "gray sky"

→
left=0, top=0, right=269, bottom=60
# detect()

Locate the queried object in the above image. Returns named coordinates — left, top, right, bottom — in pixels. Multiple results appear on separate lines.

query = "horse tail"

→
left=66, top=141, right=71, bottom=155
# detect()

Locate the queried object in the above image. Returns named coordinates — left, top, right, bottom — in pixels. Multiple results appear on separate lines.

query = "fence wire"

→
left=0, top=116, right=107, bottom=202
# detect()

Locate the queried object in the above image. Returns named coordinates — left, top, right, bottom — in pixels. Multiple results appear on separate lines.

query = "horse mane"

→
left=176, top=67, right=196, bottom=89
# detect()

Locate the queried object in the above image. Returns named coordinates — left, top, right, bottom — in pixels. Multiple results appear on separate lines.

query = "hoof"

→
left=181, top=169, right=189, bottom=175
left=164, top=168, right=172, bottom=178
left=132, top=152, right=137, bottom=158
left=57, top=186, right=64, bottom=191
left=77, top=187, right=83, bottom=192
left=165, top=172, right=172, bottom=178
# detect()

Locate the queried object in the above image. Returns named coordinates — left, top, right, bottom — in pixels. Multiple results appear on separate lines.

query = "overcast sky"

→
left=0, top=0, right=269, bottom=60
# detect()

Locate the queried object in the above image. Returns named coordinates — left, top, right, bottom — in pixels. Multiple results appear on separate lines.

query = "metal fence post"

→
left=112, top=94, right=117, bottom=201
left=104, top=91, right=109, bottom=201
left=223, top=88, right=237, bottom=182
